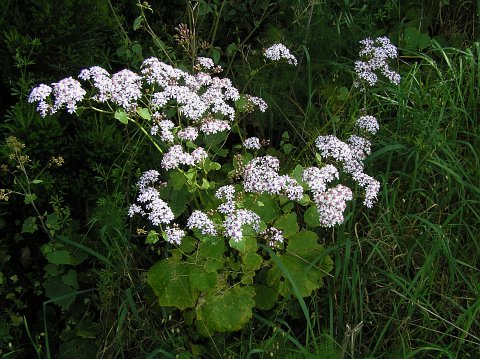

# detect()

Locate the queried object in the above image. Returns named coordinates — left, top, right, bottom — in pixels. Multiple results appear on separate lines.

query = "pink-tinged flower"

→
left=315, top=184, right=353, bottom=227
left=165, top=226, right=185, bottom=245
left=354, top=37, right=400, bottom=87
left=29, top=84, right=53, bottom=117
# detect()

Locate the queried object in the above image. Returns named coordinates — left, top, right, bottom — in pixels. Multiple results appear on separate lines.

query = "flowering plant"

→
left=28, top=39, right=398, bottom=334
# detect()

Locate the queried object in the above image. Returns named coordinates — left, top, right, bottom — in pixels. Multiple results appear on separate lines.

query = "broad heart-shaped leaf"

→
left=273, top=212, right=299, bottom=238
left=147, top=258, right=198, bottom=310
left=254, top=284, right=278, bottom=310
left=266, top=230, right=333, bottom=298
left=198, top=238, right=225, bottom=272
left=188, top=264, right=218, bottom=292
left=114, top=109, right=129, bottom=124
left=196, top=286, right=255, bottom=333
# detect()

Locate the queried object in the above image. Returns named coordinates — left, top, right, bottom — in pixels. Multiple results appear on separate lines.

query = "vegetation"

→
left=0, top=0, right=479, bottom=358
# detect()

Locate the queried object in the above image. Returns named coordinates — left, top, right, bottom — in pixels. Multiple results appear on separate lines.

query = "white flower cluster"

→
left=28, top=78, right=86, bottom=116
left=356, top=115, right=379, bottom=134
left=243, top=156, right=304, bottom=200
left=243, top=137, right=261, bottom=150
left=354, top=37, right=400, bottom=87
left=315, top=185, right=353, bottom=227
left=314, top=135, right=380, bottom=208
left=187, top=210, right=217, bottom=236
left=264, top=44, right=298, bottom=66
left=224, top=209, right=260, bottom=243
left=215, top=185, right=261, bottom=242
left=164, top=225, right=186, bottom=245
left=161, top=145, right=207, bottom=170
left=128, top=170, right=175, bottom=227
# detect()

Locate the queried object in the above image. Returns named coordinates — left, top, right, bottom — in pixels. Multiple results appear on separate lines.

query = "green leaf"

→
left=241, top=237, right=262, bottom=271
left=45, top=249, right=74, bottom=265
left=404, top=27, right=431, bottom=50
left=267, top=230, right=333, bottom=298
left=133, top=16, right=143, bottom=30
left=114, top=110, right=129, bottom=124
left=169, top=171, right=186, bottom=190
left=132, top=43, right=142, bottom=57
left=244, top=194, right=279, bottom=223
left=212, top=48, right=221, bottom=64
left=137, top=107, right=151, bottom=120
left=282, top=143, right=294, bottom=154
left=179, top=236, right=197, bottom=253
left=273, top=212, right=299, bottom=237
left=226, top=43, right=236, bottom=57
left=146, top=230, right=159, bottom=245
left=188, top=265, right=217, bottom=292
left=24, top=193, right=37, bottom=204
left=254, top=285, right=278, bottom=310
left=22, top=216, right=37, bottom=233
left=197, top=286, right=255, bottom=333
left=46, top=213, right=60, bottom=231
left=31, top=179, right=43, bottom=184
left=235, top=95, right=249, bottom=113
left=210, top=162, right=221, bottom=171
left=62, top=269, right=78, bottom=289
left=153, top=36, right=166, bottom=50
left=43, top=277, right=77, bottom=309
left=198, top=239, right=225, bottom=272
left=147, top=258, right=198, bottom=310
left=200, top=178, right=210, bottom=189
left=304, top=205, right=320, bottom=227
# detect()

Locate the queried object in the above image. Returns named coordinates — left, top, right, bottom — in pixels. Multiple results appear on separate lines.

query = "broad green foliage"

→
left=267, top=230, right=333, bottom=298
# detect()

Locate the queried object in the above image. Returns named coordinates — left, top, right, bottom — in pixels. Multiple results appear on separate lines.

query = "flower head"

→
left=264, top=44, right=298, bottom=66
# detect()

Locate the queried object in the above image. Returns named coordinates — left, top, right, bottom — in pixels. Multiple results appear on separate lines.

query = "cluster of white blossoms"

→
left=127, top=170, right=175, bottom=228
left=215, top=185, right=262, bottom=242
left=187, top=210, right=217, bottom=236
left=161, top=145, right=207, bottom=170
left=29, top=38, right=388, bottom=247
left=354, top=36, right=401, bottom=87
left=28, top=78, right=86, bottom=117
left=314, top=133, right=380, bottom=210
left=264, top=44, right=298, bottom=66
left=315, top=185, right=353, bottom=227
left=243, top=137, right=261, bottom=150
left=243, top=156, right=304, bottom=200
left=356, top=115, right=379, bottom=134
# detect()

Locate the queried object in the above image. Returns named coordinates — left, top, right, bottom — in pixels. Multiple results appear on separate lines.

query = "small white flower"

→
left=355, top=37, right=400, bottom=87
left=187, top=210, right=217, bottom=236
left=165, top=226, right=185, bottom=245
left=264, top=44, right=298, bottom=66
left=177, top=126, right=198, bottom=141
left=224, top=209, right=260, bottom=242
left=315, top=184, right=353, bottom=227
left=356, top=115, right=379, bottom=134
left=244, top=137, right=261, bottom=150
left=51, top=77, right=86, bottom=114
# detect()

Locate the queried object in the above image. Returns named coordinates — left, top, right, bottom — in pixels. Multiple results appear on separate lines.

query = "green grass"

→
left=316, top=41, right=480, bottom=358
